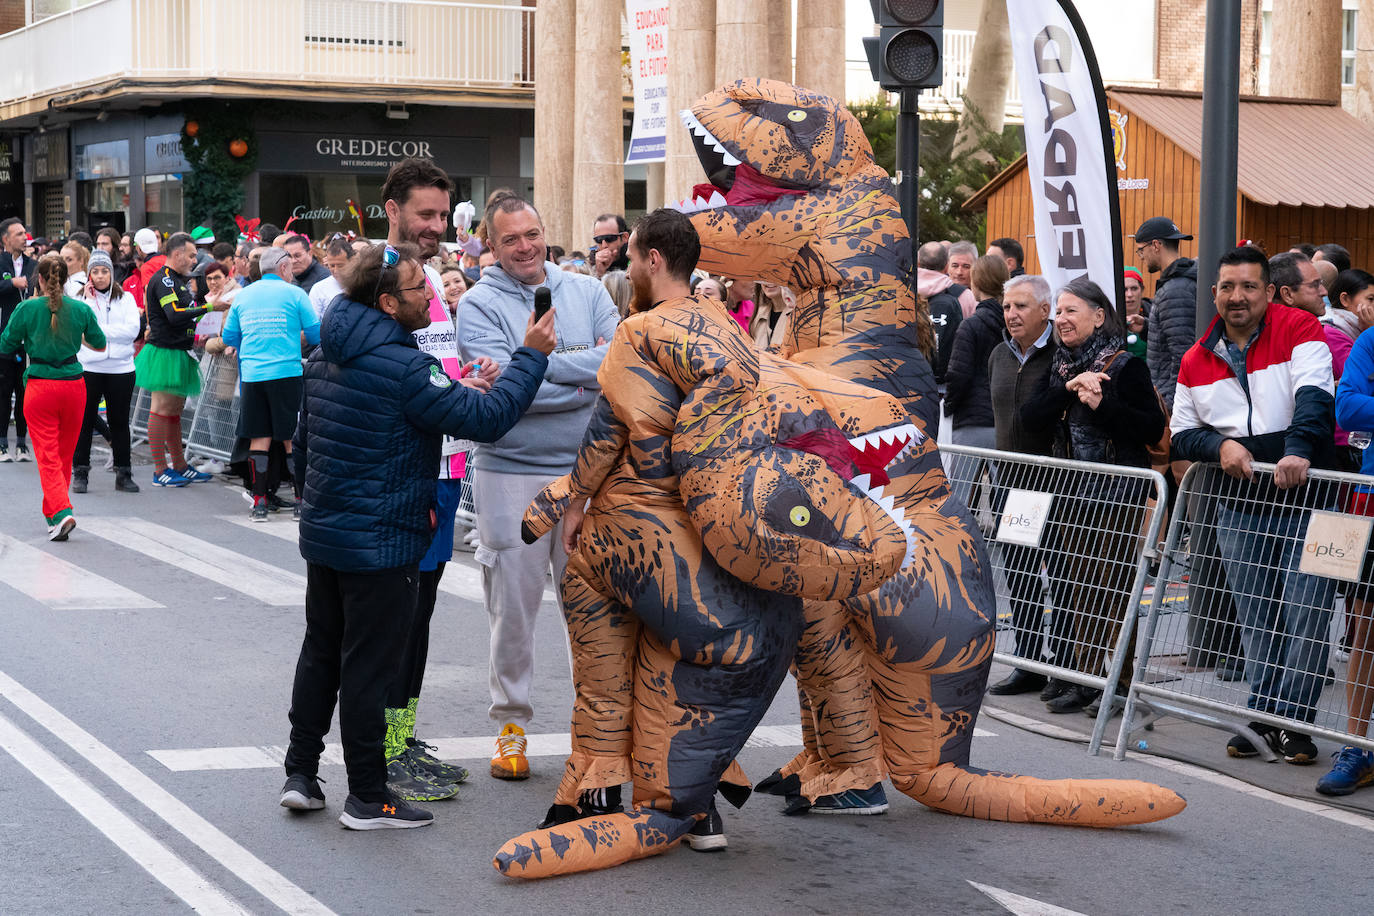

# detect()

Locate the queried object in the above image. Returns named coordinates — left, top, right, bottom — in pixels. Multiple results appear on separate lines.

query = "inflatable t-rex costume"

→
left=494, top=294, right=922, bottom=877
left=493, top=79, right=1184, bottom=879
left=675, top=78, right=1183, bottom=823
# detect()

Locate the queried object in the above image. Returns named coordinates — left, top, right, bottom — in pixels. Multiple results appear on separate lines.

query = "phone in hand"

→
left=534, top=287, right=552, bottom=321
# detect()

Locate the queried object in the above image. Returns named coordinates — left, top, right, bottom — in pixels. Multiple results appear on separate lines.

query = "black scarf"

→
left=1051, top=326, right=1125, bottom=382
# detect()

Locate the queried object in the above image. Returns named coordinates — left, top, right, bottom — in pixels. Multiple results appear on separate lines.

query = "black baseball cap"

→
left=1133, top=216, right=1193, bottom=244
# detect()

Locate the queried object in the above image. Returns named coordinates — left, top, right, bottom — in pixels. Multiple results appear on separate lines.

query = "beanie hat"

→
left=1123, top=267, right=1144, bottom=286
left=88, top=250, right=114, bottom=274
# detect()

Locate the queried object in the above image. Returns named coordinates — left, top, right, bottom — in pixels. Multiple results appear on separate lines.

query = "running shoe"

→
left=279, top=774, right=326, bottom=811
left=404, top=740, right=468, bottom=784
left=250, top=498, right=270, bottom=522
left=338, top=793, right=433, bottom=830
left=1280, top=729, right=1319, bottom=765
left=385, top=757, right=459, bottom=802
left=15, top=441, right=30, bottom=461
left=0, top=443, right=10, bottom=462
left=684, top=801, right=727, bottom=851
left=152, top=468, right=190, bottom=487
left=178, top=466, right=214, bottom=483
left=491, top=723, right=530, bottom=780
left=809, top=783, right=889, bottom=815
left=1226, top=722, right=1282, bottom=758
left=47, top=513, right=76, bottom=542
left=1316, top=745, right=1374, bottom=796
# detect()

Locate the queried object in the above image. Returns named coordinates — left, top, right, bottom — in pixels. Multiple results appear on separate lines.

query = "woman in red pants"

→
left=0, top=255, right=106, bottom=540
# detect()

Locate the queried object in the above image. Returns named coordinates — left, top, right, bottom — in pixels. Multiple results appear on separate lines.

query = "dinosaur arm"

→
left=522, top=395, right=627, bottom=544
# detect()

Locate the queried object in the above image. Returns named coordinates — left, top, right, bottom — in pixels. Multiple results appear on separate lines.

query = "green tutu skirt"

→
left=134, top=344, right=201, bottom=397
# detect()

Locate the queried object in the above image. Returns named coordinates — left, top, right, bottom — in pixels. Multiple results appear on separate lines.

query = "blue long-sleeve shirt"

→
left=1335, top=326, right=1374, bottom=478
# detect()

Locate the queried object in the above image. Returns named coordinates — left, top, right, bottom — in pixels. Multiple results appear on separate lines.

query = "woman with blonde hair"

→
left=61, top=241, right=90, bottom=298
left=0, top=254, right=106, bottom=539
left=601, top=269, right=631, bottom=319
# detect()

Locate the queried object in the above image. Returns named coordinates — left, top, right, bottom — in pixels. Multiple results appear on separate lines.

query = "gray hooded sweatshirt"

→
left=459, top=261, right=620, bottom=475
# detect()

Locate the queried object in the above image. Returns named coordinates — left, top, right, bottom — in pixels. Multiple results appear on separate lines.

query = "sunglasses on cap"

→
left=373, top=244, right=401, bottom=304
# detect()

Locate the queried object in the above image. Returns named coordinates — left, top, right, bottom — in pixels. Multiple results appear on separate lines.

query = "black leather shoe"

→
left=988, top=669, right=1048, bottom=696
left=1047, top=685, right=1101, bottom=714
left=1039, top=678, right=1072, bottom=702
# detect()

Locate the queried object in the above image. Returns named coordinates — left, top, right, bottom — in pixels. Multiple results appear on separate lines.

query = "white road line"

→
left=1134, top=753, right=1374, bottom=834
left=0, top=709, right=251, bottom=915
left=83, top=517, right=305, bottom=606
left=215, top=515, right=554, bottom=604
left=148, top=722, right=996, bottom=772
left=0, top=534, right=162, bottom=610
left=0, top=670, right=334, bottom=916
left=969, top=881, right=1089, bottom=916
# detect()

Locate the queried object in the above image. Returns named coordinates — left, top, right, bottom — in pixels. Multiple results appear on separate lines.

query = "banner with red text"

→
left=626, top=0, right=669, bottom=163
left=1005, top=0, right=1124, bottom=311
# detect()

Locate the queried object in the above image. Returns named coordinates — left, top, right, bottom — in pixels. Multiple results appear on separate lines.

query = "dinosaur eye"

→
left=789, top=506, right=811, bottom=527
left=787, top=109, right=807, bottom=122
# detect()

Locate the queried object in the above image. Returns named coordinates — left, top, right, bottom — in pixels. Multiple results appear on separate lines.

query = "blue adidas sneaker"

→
left=178, top=466, right=214, bottom=483
left=1316, top=745, right=1374, bottom=796
left=809, top=782, right=890, bottom=815
left=151, top=468, right=190, bottom=487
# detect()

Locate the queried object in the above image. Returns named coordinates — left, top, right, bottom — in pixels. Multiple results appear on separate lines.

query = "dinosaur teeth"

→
left=869, top=485, right=885, bottom=501
left=850, top=473, right=871, bottom=492
left=721, top=151, right=741, bottom=167
left=707, top=190, right=727, bottom=207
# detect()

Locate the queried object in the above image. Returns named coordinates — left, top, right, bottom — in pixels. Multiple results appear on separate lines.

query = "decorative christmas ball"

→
left=228, top=139, right=248, bottom=158
left=184, top=120, right=199, bottom=137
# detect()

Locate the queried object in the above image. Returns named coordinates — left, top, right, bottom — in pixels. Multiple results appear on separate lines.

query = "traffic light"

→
left=863, top=0, right=944, bottom=92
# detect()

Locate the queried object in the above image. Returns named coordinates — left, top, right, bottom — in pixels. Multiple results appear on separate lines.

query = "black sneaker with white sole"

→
left=279, top=774, right=326, bottom=811
left=1226, top=722, right=1282, bottom=758
left=1280, top=729, right=1319, bottom=765
left=684, top=802, right=727, bottom=852
left=339, top=793, right=433, bottom=830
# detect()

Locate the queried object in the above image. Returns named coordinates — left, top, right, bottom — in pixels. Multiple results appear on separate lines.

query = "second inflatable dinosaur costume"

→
left=494, top=80, right=1184, bottom=879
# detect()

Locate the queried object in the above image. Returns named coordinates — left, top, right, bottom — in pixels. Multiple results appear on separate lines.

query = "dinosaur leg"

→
left=550, top=549, right=637, bottom=808
left=771, top=598, right=885, bottom=801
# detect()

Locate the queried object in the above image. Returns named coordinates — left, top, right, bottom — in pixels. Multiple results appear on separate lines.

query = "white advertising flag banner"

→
left=1005, top=0, right=1121, bottom=300
left=625, top=0, right=670, bottom=164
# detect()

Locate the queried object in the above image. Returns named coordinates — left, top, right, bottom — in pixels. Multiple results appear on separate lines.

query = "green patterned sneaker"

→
left=405, top=739, right=469, bottom=784
left=385, top=756, right=459, bottom=802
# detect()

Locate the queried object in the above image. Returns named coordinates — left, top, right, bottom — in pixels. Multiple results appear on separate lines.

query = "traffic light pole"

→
left=895, top=88, right=920, bottom=244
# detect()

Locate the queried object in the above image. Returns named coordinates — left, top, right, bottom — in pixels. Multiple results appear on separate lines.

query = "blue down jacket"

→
left=295, top=296, right=547, bottom=571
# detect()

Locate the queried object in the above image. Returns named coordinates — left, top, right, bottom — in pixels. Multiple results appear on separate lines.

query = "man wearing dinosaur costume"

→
left=493, top=181, right=1182, bottom=877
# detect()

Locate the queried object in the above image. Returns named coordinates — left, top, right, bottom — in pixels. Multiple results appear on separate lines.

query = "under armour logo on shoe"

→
left=382, top=804, right=396, bottom=815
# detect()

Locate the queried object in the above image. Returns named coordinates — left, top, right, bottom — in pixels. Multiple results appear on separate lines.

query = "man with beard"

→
left=590, top=213, right=629, bottom=278
left=460, top=193, right=619, bottom=782
left=375, top=158, right=501, bottom=803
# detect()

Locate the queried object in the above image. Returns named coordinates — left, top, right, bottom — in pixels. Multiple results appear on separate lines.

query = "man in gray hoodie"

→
left=459, top=194, right=620, bottom=781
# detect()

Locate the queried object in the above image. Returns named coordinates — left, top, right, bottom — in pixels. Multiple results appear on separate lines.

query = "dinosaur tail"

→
left=493, top=809, right=695, bottom=879
left=897, top=763, right=1186, bottom=827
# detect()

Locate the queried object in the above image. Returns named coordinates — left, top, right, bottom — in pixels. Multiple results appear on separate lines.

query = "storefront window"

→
left=75, top=139, right=129, bottom=181
left=145, top=173, right=183, bottom=234
left=259, top=172, right=480, bottom=242
left=79, top=178, right=130, bottom=234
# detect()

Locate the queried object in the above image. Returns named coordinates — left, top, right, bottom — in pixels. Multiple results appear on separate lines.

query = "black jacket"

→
left=988, top=332, right=1055, bottom=456
left=928, top=283, right=965, bottom=385
left=294, top=260, right=330, bottom=292
left=295, top=297, right=547, bottom=571
left=1146, top=256, right=1197, bottom=408
left=943, top=297, right=1004, bottom=429
left=144, top=264, right=208, bottom=350
left=0, top=251, right=37, bottom=328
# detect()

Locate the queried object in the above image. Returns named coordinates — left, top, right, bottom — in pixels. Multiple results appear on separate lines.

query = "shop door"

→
left=40, top=184, right=64, bottom=238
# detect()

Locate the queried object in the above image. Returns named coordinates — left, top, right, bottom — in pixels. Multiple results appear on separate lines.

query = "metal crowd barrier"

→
left=184, top=353, right=240, bottom=462
left=941, top=444, right=1167, bottom=755
left=1117, top=461, right=1374, bottom=761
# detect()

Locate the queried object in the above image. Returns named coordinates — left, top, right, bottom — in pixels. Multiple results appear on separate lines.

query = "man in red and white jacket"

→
left=1172, top=245, right=1337, bottom=767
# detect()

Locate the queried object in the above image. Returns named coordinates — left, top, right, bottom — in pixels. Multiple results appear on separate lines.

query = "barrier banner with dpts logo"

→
left=1005, top=0, right=1125, bottom=311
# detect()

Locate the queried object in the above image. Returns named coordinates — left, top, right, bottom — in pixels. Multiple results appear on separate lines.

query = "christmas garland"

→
left=180, top=102, right=258, bottom=242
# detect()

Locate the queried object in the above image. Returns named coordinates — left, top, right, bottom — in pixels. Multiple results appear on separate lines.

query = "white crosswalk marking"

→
left=216, top=515, right=554, bottom=604
left=0, top=534, right=162, bottom=609
left=148, top=723, right=996, bottom=772
left=82, top=517, right=304, bottom=606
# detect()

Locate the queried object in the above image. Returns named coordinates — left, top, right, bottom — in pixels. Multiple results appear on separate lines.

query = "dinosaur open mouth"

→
left=846, top=424, right=921, bottom=570
left=672, top=109, right=805, bottom=213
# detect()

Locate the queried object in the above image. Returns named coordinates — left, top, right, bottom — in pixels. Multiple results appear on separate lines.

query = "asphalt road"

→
left=0, top=455, right=1365, bottom=915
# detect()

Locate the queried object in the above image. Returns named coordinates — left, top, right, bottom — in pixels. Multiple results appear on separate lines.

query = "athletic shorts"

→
left=237, top=376, right=303, bottom=441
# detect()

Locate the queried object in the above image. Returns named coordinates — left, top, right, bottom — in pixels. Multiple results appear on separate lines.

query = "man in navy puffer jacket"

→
left=280, top=243, right=557, bottom=830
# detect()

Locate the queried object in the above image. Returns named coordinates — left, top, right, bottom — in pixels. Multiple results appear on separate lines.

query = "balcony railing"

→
left=920, top=29, right=1023, bottom=120
left=1, top=0, right=535, bottom=110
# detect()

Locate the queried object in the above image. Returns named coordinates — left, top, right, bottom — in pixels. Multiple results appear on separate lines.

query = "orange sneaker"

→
left=490, top=723, right=530, bottom=780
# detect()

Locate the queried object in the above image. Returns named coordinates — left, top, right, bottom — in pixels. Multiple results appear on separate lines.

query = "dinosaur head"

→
left=678, top=358, right=919, bottom=600
left=673, top=78, right=874, bottom=215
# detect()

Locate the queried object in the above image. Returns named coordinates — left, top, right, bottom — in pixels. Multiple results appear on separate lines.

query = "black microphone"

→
left=533, top=286, right=552, bottom=321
